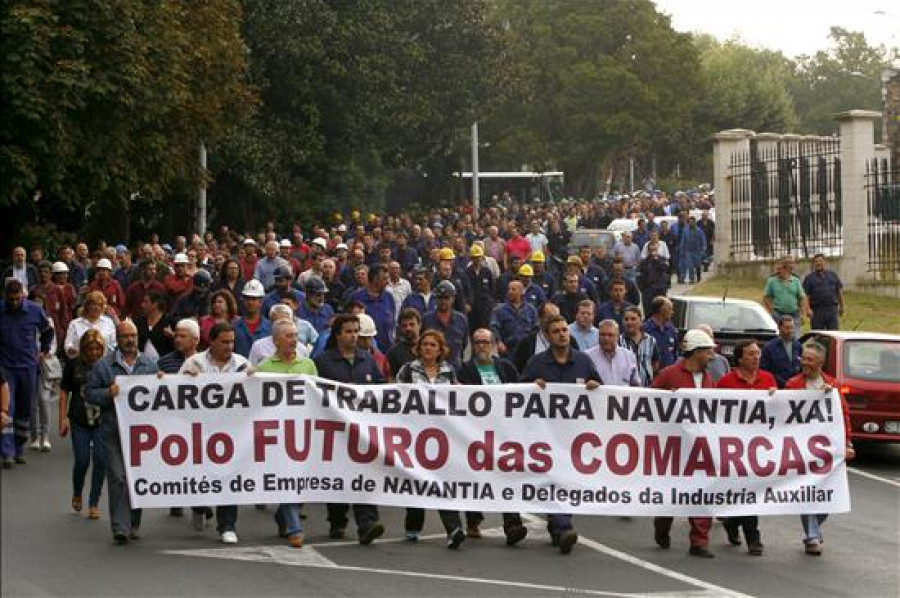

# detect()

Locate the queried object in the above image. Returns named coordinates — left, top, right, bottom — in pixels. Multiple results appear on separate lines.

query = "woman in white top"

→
left=64, top=291, right=117, bottom=359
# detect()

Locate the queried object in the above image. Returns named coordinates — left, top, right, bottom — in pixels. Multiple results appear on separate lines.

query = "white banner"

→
left=115, top=374, right=850, bottom=516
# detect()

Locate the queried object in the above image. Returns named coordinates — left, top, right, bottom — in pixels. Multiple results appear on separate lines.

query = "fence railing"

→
left=866, top=159, right=900, bottom=280
left=730, top=138, right=842, bottom=261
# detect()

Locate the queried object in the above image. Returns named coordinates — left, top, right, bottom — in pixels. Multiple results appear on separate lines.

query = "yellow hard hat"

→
left=332, top=212, right=343, bottom=223
left=566, top=255, right=583, bottom=268
left=438, top=247, right=456, bottom=261
left=530, top=250, right=545, bottom=263
left=351, top=210, right=361, bottom=220
left=518, top=264, right=534, bottom=277
left=470, top=245, right=484, bottom=258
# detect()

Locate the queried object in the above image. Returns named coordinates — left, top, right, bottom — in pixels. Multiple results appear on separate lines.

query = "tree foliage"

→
left=0, top=0, right=254, bottom=212
left=479, top=0, right=702, bottom=196
left=211, top=0, right=510, bottom=226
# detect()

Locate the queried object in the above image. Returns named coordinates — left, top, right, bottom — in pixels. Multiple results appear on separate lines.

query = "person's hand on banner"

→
left=585, top=380, right=600, bottom=391
left=845, top=444, right=856, bottom=462
left=108, top=383, right=119, bottom=399
left=768, top=387, right=777, bottom=396
left=533, top=378, right=546, bottom=389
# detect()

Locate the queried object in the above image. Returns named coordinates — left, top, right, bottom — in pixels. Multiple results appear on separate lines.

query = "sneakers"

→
left=28, top=438, right=41, bottom=451
left=558, top=530, right=578, bottom=555
left=192, top=510, right=208, bottom=532
left=748, top=542, right=764, bottom=556
left=723, top=521, right=742, bottom=546
left=404, top=531, right=420, bottom=542
left=466, top=522, right=482, bottom=539
left=805, top=540, right=822, bottom=556
left=40, top=435, right=51, bottom=452
left=72, top=496, right=83, bottom=513
left=358, top=522, right=385, bottom=546
left=88, top=506, right=100, bottom=520
left=505, top=524, right=528, bottom=547
left=329, top=526, right=346, bottom=540
left=446, top=527, right=466, bottom=550
left=689, top=546, right=715, bottom=558
left=221, top=531, right=239, bottom=544
left=288, top=533, right=304, bottom=549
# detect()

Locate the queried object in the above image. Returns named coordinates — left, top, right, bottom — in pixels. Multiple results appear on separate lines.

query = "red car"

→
left=801, top=331, right=900, bottom=444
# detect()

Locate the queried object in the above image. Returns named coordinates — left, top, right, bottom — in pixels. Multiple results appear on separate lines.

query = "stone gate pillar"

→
left=712, top=129, right=755, bottom=263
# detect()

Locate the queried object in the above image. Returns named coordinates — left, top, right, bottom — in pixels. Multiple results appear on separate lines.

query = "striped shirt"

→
left=618, top=332, right=660, bottom=387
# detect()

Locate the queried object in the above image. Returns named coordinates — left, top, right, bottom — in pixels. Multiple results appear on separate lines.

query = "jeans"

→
left=547, top=513, right=573, bottom=538
left=276, top=504, right=303, bottom=536
left=801, top=513, right=828, bottom=543
left=216, top=505, right=238, bottom=533
left=71, top=423, right=106, bottom=507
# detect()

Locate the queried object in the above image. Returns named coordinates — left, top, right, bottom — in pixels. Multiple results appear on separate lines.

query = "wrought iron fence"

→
left=730, top=138, right=842, bottom=261
left=866, top=159, right=900, bottom=280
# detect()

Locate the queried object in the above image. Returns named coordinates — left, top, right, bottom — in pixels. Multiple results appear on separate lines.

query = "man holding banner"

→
left=179, top=322, right=251, bottom=545
left=520, top=314, right=602, bottom=555
left=650, top=329, right=716, bottom=558
left=85, top=321, right=157, bottom=545
left=257, top=319, right=317, bottom=549
left=313, top=314, right=386, bottom=546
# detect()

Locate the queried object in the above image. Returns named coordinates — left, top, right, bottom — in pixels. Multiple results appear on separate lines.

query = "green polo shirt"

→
left=257, top=354, right=318, bottom=375
left=764, top=274, right=805, bottom=313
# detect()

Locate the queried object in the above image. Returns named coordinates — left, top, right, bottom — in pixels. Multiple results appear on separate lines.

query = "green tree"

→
left=788, top=27, right=888, bottom=135
left=0, top=0, right=254, bottom=236
left=481, top=0, right=701, bottom=196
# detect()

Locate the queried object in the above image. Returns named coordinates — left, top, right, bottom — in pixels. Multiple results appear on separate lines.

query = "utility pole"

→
left=198, top=143, right=208, bottom=236
left=471, top=122, right=480, bottom=219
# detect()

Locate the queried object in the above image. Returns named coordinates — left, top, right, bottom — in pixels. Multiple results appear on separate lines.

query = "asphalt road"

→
left=2, top=422, right=898, bottom=598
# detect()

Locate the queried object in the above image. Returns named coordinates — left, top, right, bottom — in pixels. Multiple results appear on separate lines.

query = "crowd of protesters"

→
left=0, top=187, right=851, bottom=557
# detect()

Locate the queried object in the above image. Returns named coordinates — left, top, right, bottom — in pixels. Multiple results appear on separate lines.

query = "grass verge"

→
left=690, top=275, right=900, bottom=335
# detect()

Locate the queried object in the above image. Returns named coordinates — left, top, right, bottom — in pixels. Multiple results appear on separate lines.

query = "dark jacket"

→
left=85, top=351, right=157, bottom=433
left=760, top=336, right=802, bottom=388
left=458, top=356, right=519, bottom=385
left=511, top=330, right=580, bottom=374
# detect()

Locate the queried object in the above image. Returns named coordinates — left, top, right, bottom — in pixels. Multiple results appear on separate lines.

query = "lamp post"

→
left=471, top=122, right=480, bottom=220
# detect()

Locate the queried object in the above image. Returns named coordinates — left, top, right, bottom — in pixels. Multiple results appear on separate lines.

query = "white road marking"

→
left=162, top=543, right=717, bottom=598
left=521, top=514, right=753, bottom=598
left=848, top=467, right=900, bottom=488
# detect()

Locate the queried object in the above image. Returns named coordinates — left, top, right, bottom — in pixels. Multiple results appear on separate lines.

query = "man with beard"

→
left=386, top=308, right=420, bottom=376
left=171, top=270, right=213, bottom=322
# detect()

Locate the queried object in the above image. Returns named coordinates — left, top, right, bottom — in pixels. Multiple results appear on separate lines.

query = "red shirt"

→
left=784, top=372, right=852, bottom=442
left=88, top=278, right=126, bottom=317
left=163, top=273, right=193, bottom=303
left=652, top=360, right=714, bottom=390
left=717, top=368, right=776, bottom=390
left=506, top=236, right=532, bottom=262
left=125, top=280, right=166, bottom=319
left=240, top=255, right=258, bottom=282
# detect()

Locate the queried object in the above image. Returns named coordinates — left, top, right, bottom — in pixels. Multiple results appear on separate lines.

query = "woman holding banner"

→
left=395, top=330, right=467, bottom=550
left=715, top=339, right=776, bottom=557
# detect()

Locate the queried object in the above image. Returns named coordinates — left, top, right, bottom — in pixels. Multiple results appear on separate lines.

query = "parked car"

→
left=569, top=229, right=619, bottom=254
left=800, top=331, right=900, bottom=444
left=670, top=295, right=778, bottom=363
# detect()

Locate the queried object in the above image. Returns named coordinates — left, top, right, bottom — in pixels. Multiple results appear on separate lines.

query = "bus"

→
left=456, top=171, right=564, bottom=204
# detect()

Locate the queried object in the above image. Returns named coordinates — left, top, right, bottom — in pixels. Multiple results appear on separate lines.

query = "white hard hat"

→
left=243, top=238, right=256, bottom=245
left=279, top=239, right=292, bottom=248
left=173, top=253, right=190, bottom=264
left=336, top=243, right=348, bottom=251
left=242, top=279, right=265, bottom=298
left=357, top=313, right=377, bottom=337
left=95, top=258, right=113, bottom=270
left=312, top=238, right=328, bottom=249
left=51, top=261, right=69, bottom=274
left=682, top=329, right=716, bottom=352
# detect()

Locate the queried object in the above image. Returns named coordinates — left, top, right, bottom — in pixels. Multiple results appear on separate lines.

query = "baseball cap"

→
left=434, top=280, right=457, bottom=298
